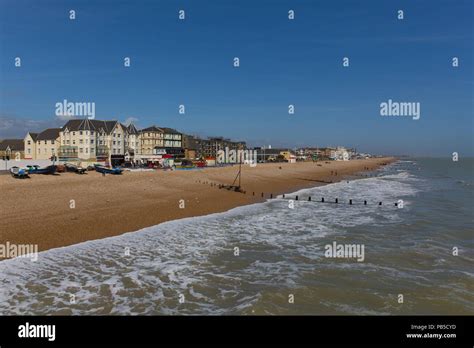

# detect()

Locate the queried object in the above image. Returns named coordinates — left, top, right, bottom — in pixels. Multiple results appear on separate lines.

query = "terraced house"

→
left=0, top=139, right=24, bottom=159
left=136, top=125, right=183, bottom=162
left=23, top=118, right=184, bottom=164
left=24, top=132, right=38, bottom=159
left=23, top=128, right=61, bottom=160
left=125, top=123, right=139, bottom=162
left=58, top=119, right=129, bottom=163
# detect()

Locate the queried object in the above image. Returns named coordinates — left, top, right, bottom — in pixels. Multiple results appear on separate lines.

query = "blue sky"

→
left=0, top=0, right=472, bottom=156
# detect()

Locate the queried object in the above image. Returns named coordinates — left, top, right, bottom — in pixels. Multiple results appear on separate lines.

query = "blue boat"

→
left=10, top=166, right=29, bottom=179
left=26, top=165, right=57, bottom=175
left=94, top=164, right=123, bottom=175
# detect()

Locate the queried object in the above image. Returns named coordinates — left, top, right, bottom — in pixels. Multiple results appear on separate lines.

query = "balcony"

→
left=58, top=146, right=78, bottom=159
left=96, top=145, right=110, bottom=156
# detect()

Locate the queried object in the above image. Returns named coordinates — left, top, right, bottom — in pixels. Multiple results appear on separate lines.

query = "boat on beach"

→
left=64, top=163, right=87, bottom=174
left=26, top=165, right=57, bottom=175
left=10, top=166, right=29, bottom=179
left=94, top=164, right=123, bottom=175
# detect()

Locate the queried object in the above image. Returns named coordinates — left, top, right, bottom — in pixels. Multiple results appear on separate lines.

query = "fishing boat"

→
left=64, top=163, right=87, bottom=174
left=94, top=164, right=123, bottom=175
left=10, top=166, right=29, bottom=179
left=26, top=165, right=57, bottom=175
left=175, top=159, right=196, bottom=170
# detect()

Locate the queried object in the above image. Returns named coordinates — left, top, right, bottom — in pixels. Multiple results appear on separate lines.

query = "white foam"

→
left=0, top=170, right=421, bottom=315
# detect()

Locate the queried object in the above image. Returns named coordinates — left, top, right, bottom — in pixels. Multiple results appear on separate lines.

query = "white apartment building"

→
left=24, top=128, right=61, bottom=160
left=24, top=118, right=183, bottom=164
left=58, top=119, right=128, bottom=162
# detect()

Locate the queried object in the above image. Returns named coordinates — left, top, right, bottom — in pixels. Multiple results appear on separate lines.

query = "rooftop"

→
left=37, top=128, right=61, bottom=141
left=0, top=139, right=24, bottom=151
left=62, top=119, right=119, bottom=134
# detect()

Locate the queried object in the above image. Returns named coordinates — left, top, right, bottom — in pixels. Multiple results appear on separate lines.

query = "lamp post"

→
left=5, top=148, right=11, bottom=170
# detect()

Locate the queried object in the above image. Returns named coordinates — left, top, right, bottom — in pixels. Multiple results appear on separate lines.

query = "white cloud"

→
left=0, top=115, right=64, bottom=138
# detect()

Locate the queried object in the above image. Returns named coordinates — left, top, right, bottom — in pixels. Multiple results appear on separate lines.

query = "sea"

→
left=0, top=158, right=472, bottom=315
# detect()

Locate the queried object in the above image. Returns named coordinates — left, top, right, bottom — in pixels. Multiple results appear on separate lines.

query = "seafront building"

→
left=23, top=118, right=183, bottom=164
left=296, top=147, right=356, bottom=161
left=136, top=126, right=183, bottom=162
left=24, top=133, right=38, bottom=159
left=181, top=135, right=199, bottom=159
left=199, top=137, right=246, bottom=159
left=24, top=128, right=61, bottom=160
left=22, top=118, right=243, bottom=164
left=182, top=135, right=247, bottom=159
left=57, top=119, right=128, bottom=162
left=21, top=117, right=360, bottom=165
left=0, top=139, right=24, bottom=159
left=253, top=147, right=296, bottom=162
left=125, top=123, right=139, bottom=162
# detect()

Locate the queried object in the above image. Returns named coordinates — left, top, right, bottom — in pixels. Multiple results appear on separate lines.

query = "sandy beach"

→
left=0, top=158, right=394, bottom=256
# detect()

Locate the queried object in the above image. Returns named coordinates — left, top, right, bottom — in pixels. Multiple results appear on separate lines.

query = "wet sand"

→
left=0, top=158, right=395, bottom=256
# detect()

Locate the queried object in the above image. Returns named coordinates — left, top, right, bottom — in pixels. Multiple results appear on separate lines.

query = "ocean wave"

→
left=0, top=165, right=458, bottom=315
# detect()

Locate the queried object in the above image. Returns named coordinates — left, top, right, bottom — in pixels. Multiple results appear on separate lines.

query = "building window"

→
left=27, top=140, right=31, bottom=145
left=79, top=148, right=83, bottom=153
left=91, top=131, right=94, bottom=135
left=80, top=139, right=83, bottom=144
left=28, top=149, right=31, bottom=154
left=91, top=139, right=94, bottom=144
left=72, top=132, right=75, bottom=136
left=85, top=148, right=88, bottom=153
left=73, top=140, right=76, bottom=145
left=80, top=131, right=83, bottom=135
